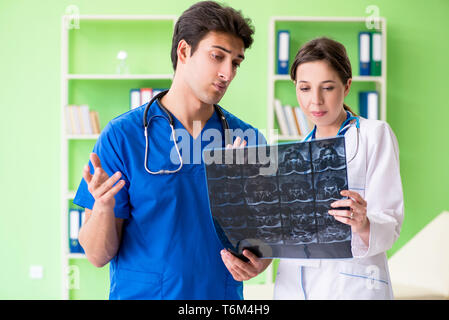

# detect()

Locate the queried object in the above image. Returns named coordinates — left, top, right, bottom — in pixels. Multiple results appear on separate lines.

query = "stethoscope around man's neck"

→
left=304, top=110, right=361, bottom=163
left=142, top=90, right=232, bottom=175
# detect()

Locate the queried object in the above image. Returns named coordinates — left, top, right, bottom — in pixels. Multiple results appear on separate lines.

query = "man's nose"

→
left=218, top=72, right=229, bottom=82
left=218, top=63, right=233, bottom=82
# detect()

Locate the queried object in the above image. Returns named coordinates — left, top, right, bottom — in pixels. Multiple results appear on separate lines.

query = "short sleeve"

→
left=73, top=122, right=131, bottom=219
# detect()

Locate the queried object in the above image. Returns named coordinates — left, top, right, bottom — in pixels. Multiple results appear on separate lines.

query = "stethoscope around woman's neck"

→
left=304, top=110, right=361, bottom=163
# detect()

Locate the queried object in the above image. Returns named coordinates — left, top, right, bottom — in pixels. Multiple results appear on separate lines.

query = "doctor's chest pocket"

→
left=336, top=262, right=391, bottom=299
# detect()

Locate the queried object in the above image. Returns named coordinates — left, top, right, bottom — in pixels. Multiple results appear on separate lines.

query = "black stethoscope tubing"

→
left=143, top=90, right=231, bottom=142
left=142, top=90, right=232, bottom=174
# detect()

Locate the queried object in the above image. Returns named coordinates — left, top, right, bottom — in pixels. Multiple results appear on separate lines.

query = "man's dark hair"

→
left=171, top=1, right=255, bottom=71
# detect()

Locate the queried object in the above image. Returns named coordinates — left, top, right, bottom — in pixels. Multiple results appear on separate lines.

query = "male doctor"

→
left=73, top=1, right=271, bottom=300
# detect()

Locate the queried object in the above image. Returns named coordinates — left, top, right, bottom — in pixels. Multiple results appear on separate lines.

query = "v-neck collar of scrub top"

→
left=154, top=98, right=222, bottom=143
left=144, top=98, right=224, bottom=173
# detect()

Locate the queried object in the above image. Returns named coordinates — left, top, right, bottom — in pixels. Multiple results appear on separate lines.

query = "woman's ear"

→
left=344, top=78, right=352, bottom=97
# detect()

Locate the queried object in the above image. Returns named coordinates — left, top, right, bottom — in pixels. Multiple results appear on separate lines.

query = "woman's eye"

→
left=323, top=87, right=334, bottom=91
left=299, top=87, right=310, bottom=92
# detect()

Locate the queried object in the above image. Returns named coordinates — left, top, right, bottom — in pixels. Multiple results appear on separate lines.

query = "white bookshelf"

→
left=66, top=134, right=99, bottom=140
left=60, top=14, right=177, bottom=300
left=66, top=74, right=174, bottom=80
left=67, top=253, right=87, bottom=260
left=267, top=16, right=387, bottom=144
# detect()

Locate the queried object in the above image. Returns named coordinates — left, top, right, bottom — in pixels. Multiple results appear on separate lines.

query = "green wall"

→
left=1, top=0, right=448, bottom=299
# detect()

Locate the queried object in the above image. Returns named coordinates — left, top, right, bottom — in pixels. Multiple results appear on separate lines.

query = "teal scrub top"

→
left=73, top=99, right=265, bottom=300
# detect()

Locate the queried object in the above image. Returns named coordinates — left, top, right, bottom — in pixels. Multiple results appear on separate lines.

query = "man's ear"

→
left=177, top=39, right=191, bottom=66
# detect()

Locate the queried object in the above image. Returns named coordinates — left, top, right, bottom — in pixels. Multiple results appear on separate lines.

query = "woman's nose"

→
left=311, top=89, right=324, bottom=105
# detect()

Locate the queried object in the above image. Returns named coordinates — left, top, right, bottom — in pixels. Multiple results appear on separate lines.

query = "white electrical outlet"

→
left=29, top=265, right=44, bottom=279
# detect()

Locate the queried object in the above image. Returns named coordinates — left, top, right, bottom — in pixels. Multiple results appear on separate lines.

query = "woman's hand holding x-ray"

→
left=83, top=153, right=126, bottom=213
left=328, top=190, right=370, bottom=245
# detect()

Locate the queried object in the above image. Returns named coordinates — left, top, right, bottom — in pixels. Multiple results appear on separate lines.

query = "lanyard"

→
left=304, top=111, right=359, bottom=141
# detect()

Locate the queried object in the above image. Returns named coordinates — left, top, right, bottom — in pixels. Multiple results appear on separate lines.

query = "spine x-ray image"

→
left=204, top=136, right=352, bottom=260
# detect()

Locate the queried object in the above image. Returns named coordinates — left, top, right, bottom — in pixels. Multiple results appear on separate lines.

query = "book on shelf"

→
left=65, top=105, right=100, bottom=135
left=140, top=88, right=153, bottom=106
left=359, top=32, right=371, bottom=76
left=358, top=31, right=382, bottom=76
left=69, top=208, right=85, bottom=254
left=152, top=89, right=165, bottom=97
left=79, top=105, right=92, bottom=135
left=277, top=30, right=290, bottom=75
left=284, top=105, right=299, bottom=136
left=130, top=87, right=169, bottom=109
left=274, top=99, right=289, bottom=136
left=294, top=107, right=311, bottom=136
left=130, top=89, right=141, bottom=109
left=89, top=110, right=101, bottom=134
left=370, top=31, right=382, bottom=76
left=67, top=105, right=81, bottom=134
left=359, top=91, right=379, bottom=120
left=291, top=107, right=302, bottom=136
left=65, top=105, right=75, bottom=135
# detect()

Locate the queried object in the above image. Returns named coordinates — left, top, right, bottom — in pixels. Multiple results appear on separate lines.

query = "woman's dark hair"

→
left=171, top=1, right=255, bottom=71
left=290, top=37, right=356, bottom=115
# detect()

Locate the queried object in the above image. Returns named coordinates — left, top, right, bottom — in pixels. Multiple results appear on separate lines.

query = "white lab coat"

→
left=273, top=118, right=404, bottom=300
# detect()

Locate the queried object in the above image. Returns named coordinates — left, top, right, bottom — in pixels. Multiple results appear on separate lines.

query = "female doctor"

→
left=272, top=37, right=404, bottom=299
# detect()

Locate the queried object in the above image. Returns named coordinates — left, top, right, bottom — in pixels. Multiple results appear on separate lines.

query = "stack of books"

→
left=129, top=88, right=169, bottom=109
left=274, top=99, right=312, bottom=137
left=65, top=105, right=100, bottom=135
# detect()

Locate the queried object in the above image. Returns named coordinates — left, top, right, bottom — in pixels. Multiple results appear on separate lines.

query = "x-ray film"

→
left=203, top=136, right=352, bottom=260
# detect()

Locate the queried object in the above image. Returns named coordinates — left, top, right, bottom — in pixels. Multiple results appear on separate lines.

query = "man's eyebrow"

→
left=212, top=45, right=245, bottom=60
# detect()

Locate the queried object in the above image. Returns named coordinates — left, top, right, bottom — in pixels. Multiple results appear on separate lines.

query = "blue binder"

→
left=277, top=30, right=290, bottom=75
left=359, top=91, right=368, bottom=118
left=79, top=209, right=85, bottom=254
left=359, top=32, right=371, bottom=76
left=69, top=209, right=84, bottom=253
left=359, top=91, right=379, bottom=119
